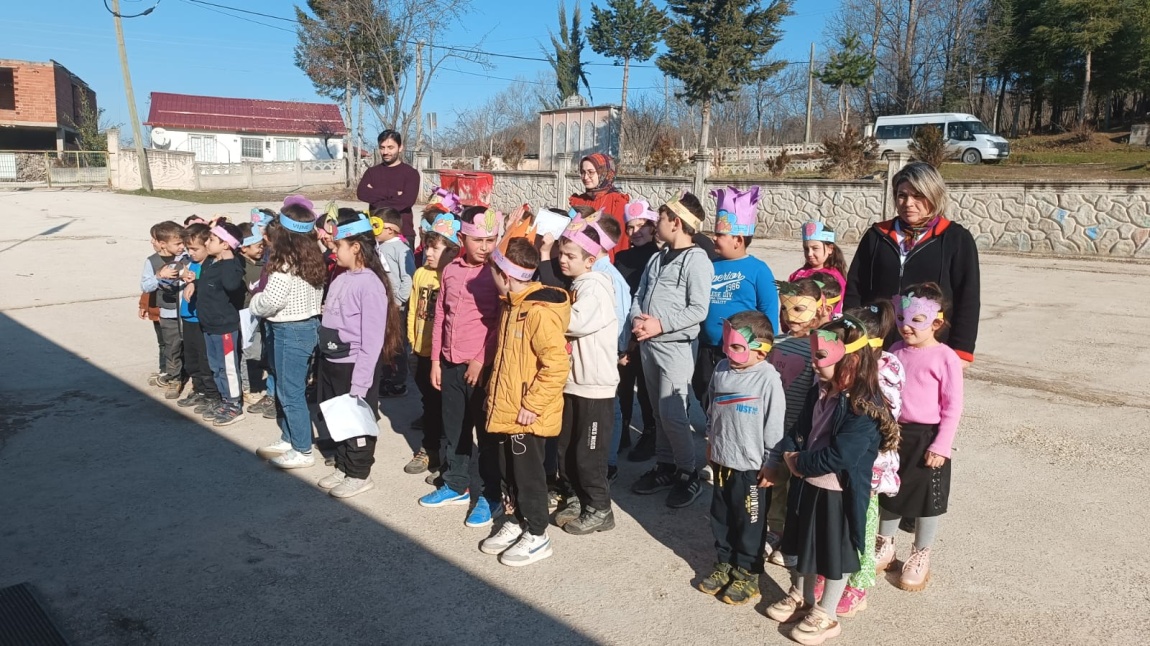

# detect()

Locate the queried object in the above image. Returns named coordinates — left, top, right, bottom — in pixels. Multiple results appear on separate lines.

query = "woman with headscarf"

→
left=569, top=153, right=632, bottom=257
left=844, top=162, right=981, bottom=365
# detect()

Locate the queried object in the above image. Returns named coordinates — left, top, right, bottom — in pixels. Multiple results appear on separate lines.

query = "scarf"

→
left=580, top=153, right=617, bottom=199
left=896, top=216, right=939, bottom=254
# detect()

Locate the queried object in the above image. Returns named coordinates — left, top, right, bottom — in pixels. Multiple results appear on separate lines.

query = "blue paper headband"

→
left=241, top=226, right=264, bottom=247
left=278, top=212, right=316, bottom=234
left=334, top=214, right=374, bottom=240
left=801, top=221, right=835, bottom=243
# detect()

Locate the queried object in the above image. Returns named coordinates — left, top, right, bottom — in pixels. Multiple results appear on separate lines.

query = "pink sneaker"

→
left=836, top=586, right=868, bottom=617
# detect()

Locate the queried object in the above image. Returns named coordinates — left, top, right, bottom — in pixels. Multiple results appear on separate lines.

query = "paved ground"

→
left=1, top=188, right=1147, bottom=646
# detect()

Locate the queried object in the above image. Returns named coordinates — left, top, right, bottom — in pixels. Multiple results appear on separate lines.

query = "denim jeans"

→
left=204, top=330, right=243, bottom=404
left=269, top=318, right=319, bottom=452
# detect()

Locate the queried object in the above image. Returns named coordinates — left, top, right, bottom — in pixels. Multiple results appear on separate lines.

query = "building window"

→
left=584, top=120, right=594, bottom=150
left=570, top=121, right=580, bottom=155
left=241, top=137, right=263, bottom=160
left=274, top=138, right=298, bottom=161
left=188, top=134, right=217, bottom=162
left=541, top=124, right=553, bottom=164
left=0, top=68, right=14, bottom=111
left=556, top=123, right=566, bottom=154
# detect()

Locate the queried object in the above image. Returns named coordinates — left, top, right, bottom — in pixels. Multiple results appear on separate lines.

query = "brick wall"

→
left=53, top=64, right=96, bottom=129
left=0, top=60, right=59, bottom=126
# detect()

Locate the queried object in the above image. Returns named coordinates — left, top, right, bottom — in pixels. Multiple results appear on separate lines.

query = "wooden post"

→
left=111, top=0, right=152, bottom=192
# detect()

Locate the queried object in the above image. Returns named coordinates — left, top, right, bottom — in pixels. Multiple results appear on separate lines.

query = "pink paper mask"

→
left=893, top=293, right=944, bottom=331
left=811, top=329, right=847, bottom=368
left=722, top=320, right=770, bottom=364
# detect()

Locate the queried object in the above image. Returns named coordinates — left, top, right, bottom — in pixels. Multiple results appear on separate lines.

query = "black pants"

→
left=559, top=394, right=614, bottom=510
left=314, top=357, right=383, bottom=479
left=618, top=347, right=655, bottom=433
left=152, top=321, right=165, bottom=373
left=440, top=360, right=500, bottom=502
left=382, top=310, right=410, bottom=387
left=414, top=356, right=443, bottom=466
left=711, top=465, right=772, bottom=573
left=691, top=344, right=724, bottom=411
left=499, top=434, right=549, bottom=536
left=158, top=317, right=183, bottom=378
left=182, top=320, right=218, bottom=398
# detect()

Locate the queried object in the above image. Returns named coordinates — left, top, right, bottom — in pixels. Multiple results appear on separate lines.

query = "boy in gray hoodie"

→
left=373, top=208, right=415, bottom=396
left=697, top=310, right=785, bottom=606
left=630, top=192, right=715, bottom=508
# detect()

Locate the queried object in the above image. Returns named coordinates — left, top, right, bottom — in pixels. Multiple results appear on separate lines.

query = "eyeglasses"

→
left=579, top=169, right=597, bottom=177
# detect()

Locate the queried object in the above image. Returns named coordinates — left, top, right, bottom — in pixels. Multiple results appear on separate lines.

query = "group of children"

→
left=139, top=184, right=964, bottom=644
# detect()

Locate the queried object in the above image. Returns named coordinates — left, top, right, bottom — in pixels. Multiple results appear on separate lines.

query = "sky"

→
left=5, top=0, right=838, bottom=142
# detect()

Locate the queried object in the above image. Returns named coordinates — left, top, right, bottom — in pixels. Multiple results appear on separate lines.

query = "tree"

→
left=908, top=125, right=947, bottom=168
left=815, top=31, right=876, bottom=134
left=544, top=1, right=592, bottom=103
left=820, top=126, right=876, bottom=178
left=657, top=0, right=792, bottom=156
left=1035, top=0, right=1124, bottom=128
left=588, top=0, right=668, bottom=165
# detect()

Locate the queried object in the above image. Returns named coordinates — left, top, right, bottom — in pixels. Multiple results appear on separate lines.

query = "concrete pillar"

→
left=106, top=128, right=120, bottom=189
left=555, top=152, right=573, bottom=201
left=691, top=151, right=712, bottom=199
left=413, top=150, right=430, bottom=171
left=56, top=127, right=65, bottom=152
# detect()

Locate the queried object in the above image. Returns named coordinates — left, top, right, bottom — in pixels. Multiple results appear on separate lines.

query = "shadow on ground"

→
left=0, top=314, right=592, bottom=646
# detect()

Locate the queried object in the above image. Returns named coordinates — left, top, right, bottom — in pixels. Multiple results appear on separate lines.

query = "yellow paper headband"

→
left=665, top=197, right=702, bottom=231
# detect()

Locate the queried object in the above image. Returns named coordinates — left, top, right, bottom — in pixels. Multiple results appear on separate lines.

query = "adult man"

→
left=357, top=129, right=421, bottom=243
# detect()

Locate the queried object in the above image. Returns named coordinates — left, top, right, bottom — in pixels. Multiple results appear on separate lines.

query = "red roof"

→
left=145, top=92, right=346, bottom=136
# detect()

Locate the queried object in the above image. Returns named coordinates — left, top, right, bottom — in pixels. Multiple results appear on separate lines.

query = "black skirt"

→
left=780, top=477, right=859, bottom=580
left=879, top=422, right=951, bottom=518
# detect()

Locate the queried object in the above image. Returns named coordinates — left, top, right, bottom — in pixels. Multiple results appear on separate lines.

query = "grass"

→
left=119, top=187, right=354, bottom=204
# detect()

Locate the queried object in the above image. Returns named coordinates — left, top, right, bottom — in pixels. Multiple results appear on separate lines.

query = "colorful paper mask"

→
left=802, top=221, right=835, bottom=243
left=781, top=294, right=822, bottom=325
left=712, top=185, right=760, bottom=236
left=460, top=208, right=500, bottom=238
left=893, top=293, right=944, bottom=331
left=420, top=212, right=461, bottom=246
left=491, top=248, right=534, bottom=282
left=562, top=215, right=604, bottom=257
left=722, top=320, right=771, bottom=364
left=624, top=199, right=659, bottom=224
left=810, top=323, right=870, bottom=368
left=429, top=186, right=464, bottom=215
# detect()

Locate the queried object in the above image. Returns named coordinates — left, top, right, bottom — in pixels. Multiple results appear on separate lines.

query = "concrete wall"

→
left=158, top=129, right=343, bottom=163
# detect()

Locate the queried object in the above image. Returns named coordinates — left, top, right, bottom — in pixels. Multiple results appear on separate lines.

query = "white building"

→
left=144, top=92, right=345, bottom=163
left=538, top=95, right=620, bottom=171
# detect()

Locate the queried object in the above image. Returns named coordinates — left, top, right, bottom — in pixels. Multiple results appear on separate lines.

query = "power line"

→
left=103, top=0, right=162, bottom=18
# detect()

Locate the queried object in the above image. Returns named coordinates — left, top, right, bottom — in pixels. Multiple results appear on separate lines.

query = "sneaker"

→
left=177, top=391, right=206, bottom=408
left=719, top=567, right=759, bottom=605
left=269, top=449, right=315, bottom=469
left=874, top=534, right=896, bottom=573
left=499, top=532, right=553, bottom=567
left=330, top=476, right=374, bottom=499
left=419, top=485, right=470, bottom=508
left=201, top=402, right=227, bottom=422
left=790, top=605, right=841, bottom=645
left=836, top=586, right=867, bottom=618
left=563, top=507, right=615, bottom=535
left=164, top=379, right=184, bottom=400
left=246, top=395, right=271, bottom=415
left=766, top=587, right=810, bottom=623
left=261, top=399, right=278, bottom=419
left=665, top=470, right=703, bottom=508
left=155, top=373, right=178, bottom=388
left=480, top=520, right=525, bottom=555
left=547, top=489, right=562, bottom=511
left=764, top=530, right=783, bottom=553
left=424, top=469, right=442, bottom=487
left=626, top=432, right=656, bottom=462
left=553, top=495, right=582, bottom=528
left=631, top=462, right=676, bottom=495
left=148, top=372, right=166, bottom=387
left=897, top=545, right=931, bottom=591
left=404, top=450, right=430, bottom=474
left=607, top=465, right=618, bottom=483
left=212, top=403, right=246, bottom=427
left=465, top=497, right=500, bottom=528
left=193, top=399, right=215, bottom=415
left=317, top=470, right=346, bottom=490
left=700, top=464, right=714, bottom=484
left=698, top=562, right=733, bottom=596
left=256, top=440, right=292, bottom=459
left=769, top=550, right=797, bottom=568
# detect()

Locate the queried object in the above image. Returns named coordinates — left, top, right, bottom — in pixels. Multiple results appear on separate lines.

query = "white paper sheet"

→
left=534, top=209, right=571, bottom=239
left=319, top=394, right=380, bottom=442
left=239, top=308, right=256, bottom=350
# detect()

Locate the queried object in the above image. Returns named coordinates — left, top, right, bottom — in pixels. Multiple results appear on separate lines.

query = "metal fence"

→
left=0, top=150, right=109, bottom=186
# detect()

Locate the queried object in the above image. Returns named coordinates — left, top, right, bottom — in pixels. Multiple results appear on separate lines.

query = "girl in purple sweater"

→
left=314, top=209, right=403, bottom=499
left=876, top=282, right=964, bottom=592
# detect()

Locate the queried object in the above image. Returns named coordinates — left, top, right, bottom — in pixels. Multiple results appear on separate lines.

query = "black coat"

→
left=195, top=256, right=246, bottom=335
left=845, top=217, right=981, bottom=361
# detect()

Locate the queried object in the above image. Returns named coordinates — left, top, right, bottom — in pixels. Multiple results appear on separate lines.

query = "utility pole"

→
left=413, top=40, right=424, bottom=150
left=805, top=42, right=815, bottom=144
left=112, top=0, right=152, bottom=191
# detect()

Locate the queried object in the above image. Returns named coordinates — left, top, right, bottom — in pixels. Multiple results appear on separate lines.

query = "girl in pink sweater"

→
left=789, top=221, right=847, bottom=316
left=875, top=282, right=964, bottom=592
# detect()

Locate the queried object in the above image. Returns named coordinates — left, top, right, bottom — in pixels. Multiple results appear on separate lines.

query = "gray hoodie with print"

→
left=706, top=358, right=787, bottom=472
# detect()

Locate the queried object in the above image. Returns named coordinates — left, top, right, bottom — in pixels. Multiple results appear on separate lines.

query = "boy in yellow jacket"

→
left=481, top=237, right=571, bottom=567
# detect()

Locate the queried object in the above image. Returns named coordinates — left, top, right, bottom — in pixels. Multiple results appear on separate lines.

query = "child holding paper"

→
left=314, top=210, right=403, bottom=499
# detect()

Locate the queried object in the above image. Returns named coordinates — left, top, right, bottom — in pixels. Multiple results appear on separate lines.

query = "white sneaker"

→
left=317, top=470, right=346, bottom=490
left=270, top=449, right=315, bottom=469
left=769, top=549, right=797, bottom=568
left=256, top=440, right=292, bottom=459
left=480, top=520, right=525, bottom=555
left=330, top=476, right=374, bottom=499
left=700, top=464, right=714, bottom=484
left=499, top=531, right=552, bottom=567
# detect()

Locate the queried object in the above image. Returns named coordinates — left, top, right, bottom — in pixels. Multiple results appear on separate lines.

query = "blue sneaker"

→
left=418, top=485, right=470, bottom=508
left=465, top=497, right=503, bottom=528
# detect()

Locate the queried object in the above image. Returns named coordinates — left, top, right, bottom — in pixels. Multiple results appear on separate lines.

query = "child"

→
left=251, top=199, right=327, bottom=468
left=695, top=186, right=779, bottom=408
left=811, top=272, right=844, bottom=320
left=790, top=222, right=847, bottom=316
left=404, top=212, right=461, bottom=476
left=313, top=211, right=403, bottom=498
left=553, top=216, right=620, bottom=534
left=420, top=206, right=503, bottom=529
left=876, top=282, right=964, bottom=592
left=236, top=222, right=272, bottom=413
left=186, top=221, right=247, bottom=426
left=373, top=207, right=416, bottom=397
left=480, top=237, right=571, bottom=566
left=698, top=311, right=785, bottom=605
left=175, top=224, right=221, bottom=415
left=141, top=221, right=186, bottom=398
left=629, top=192, right=714, bottom=509
left=766, top=279, right=834, bottom=566
left=616, top=200, right=661, bottom=462
left=766, top=316, right=896, bottom=645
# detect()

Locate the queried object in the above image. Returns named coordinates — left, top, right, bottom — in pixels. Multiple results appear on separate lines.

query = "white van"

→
left=870, top=113, right=1010, bottom=164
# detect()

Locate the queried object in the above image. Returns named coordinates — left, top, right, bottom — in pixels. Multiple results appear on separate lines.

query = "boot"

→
left=563, top=507, right=615, bottom=535
left=897, top=545, right=931, bottom=591
left=874, top=534, right=896, bottom=573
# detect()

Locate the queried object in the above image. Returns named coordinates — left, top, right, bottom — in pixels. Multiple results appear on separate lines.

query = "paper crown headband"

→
left=211, top=225, right=240, bottom=249
left=429, top=186, right=463, bottom=215
left=420, top=212, right=461, bottom=245
left=562, top=214, right=604, bottom=256
left=712, top=185, right=760, bottom=237
left=491, top=248, right=534, bottom=282
left=665, top=193, right=702, bottom=231
left=567, top=209, right=616, bottom=252
left=624, top=199, right=659, bottom=224
left=335, top=214, right=374, bottom=241
left=802, top=221, right=835, bottom=243
left=283, top=194, right=314, bottom=212
left=242, top=226, right=264, bottom=247
left=460, top=208, right=501, bottom=238
left=278, top=212, right=316, bottom=234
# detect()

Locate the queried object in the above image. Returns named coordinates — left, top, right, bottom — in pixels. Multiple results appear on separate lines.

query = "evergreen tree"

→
left=544, top=1, right=593, bottom=103
left=815, top=31, right=876, bottom=135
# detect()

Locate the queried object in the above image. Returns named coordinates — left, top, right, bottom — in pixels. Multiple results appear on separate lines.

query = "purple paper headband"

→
left=211, top=225, right=240, bottom=249
left=491, top=248, right=534, bottom=282
left=282, top=195, right=314, bottom=212
left=430, top=186, right=463, bottom=215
